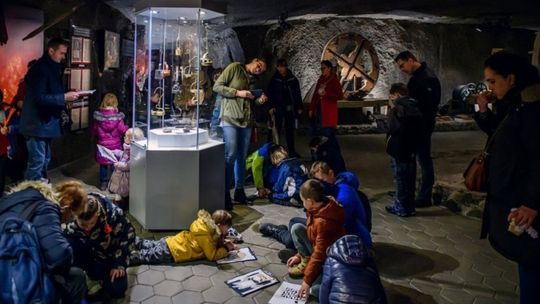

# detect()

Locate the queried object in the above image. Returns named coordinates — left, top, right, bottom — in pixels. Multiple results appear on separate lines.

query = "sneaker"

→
left=87, top=278, right=102, bottom=296
left=259, top=223, right=288, bottom=239
left=278, top=248, right=296, bottom=263
left=415, top=199, right=432, bottom=208
left=100, top=182, right=108, bottom=191
left=385, top=203, right=416, bottom=217
left=289, top=198, right=303, bottom=208
left=233, top=188, right=247, bottom=204
left=288, top=256, right=310, bottom=278
left=226, top=227, right=243, bottom=243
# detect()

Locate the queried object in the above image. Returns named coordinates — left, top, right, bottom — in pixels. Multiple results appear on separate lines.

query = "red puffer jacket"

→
left=309, top=74, right=343, bottom=128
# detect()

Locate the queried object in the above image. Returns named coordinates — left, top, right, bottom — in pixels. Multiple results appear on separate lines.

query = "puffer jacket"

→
left=165, top=209, right=229, bottom=263
left=335, top=171, right=373, bottom=232
left=0, top=182, right=73, bottom=275
left=245, top=142, right=275, bottom=189
left=475, top=84, right=540, bottom=268
left=271, top=158, right=308, bottom=202
left=319, top=235, right=387, bottom=304
left=300, top=198, right=345, bottom=286
left=92, top=108, right=128, bottom=165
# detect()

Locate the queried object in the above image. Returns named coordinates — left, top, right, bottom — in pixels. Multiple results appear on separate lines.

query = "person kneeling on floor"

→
left=63, top=192, right=136, bottom=300
left=287, top=179, right=345, bottom=300
left=129, top=209, right=237, bottom=265
left=269, top=145, right=308, bottom=206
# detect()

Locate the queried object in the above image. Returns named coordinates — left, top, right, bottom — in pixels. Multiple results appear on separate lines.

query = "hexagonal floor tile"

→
left=172, top=290, right=203, bottom=304
left=127, top=284, right=154, bottom=302
left=165, top=266, right=193, bottom=281
left=137, top=269, right=165, bottom=285
left=127, top=265, right=149, bottom=275
left=202, top=286, right=234, bottom=303
left=153, top=280, right=183, bottom=297
left=192, top=264, right=219, bottom=277
left=141, top=295, right=172, bottom=304
left=182, top=275, right=213, bottom=292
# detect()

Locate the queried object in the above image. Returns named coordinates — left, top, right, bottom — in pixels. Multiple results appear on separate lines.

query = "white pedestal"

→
left=130, top=140, right=224, bottom=230
left=148, top=128, right=208, bottom=148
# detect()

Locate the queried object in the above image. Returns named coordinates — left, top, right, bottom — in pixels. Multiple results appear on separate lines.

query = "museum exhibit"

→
left=0, top=0, right=539, bottom=303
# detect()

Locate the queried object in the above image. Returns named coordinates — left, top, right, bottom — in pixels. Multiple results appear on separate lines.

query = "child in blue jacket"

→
left=269, top=145, right=307, bottom=206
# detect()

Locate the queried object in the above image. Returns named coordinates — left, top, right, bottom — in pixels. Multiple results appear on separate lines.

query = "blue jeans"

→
left=278, top=217, right=307, bottom=249
left=210, top=96, right=223, bottom=138
left=519, top=264, right=540, bottom=304
left=100, top=164, right=113, bottom=184
left=395, top=158, right=416, bottom=213
left=290, top=222, right=322, bottom=296
left=223, top=125, right=252, bottom=191
left=25, top=137, right=51, bottom=181
left=416, top=133, right=434, bottom=203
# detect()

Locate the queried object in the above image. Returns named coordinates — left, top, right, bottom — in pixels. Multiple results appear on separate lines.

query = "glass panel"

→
left=134, top=6, right=220, bottom=150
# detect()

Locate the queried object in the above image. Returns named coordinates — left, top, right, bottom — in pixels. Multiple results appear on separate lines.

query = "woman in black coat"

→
left=474, top=51, right=540, bottom=304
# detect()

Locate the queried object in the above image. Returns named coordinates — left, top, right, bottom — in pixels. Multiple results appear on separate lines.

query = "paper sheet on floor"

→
left=216, top=247, right=257, bottom=265
left=269, top=281, right=307, bottom=304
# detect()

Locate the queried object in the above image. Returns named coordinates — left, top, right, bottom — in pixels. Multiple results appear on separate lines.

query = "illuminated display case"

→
left=130, top=0, right=226, bottom=230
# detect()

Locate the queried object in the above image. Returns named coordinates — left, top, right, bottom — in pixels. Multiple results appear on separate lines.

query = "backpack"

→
left=0, top=199, right=56, bottom=303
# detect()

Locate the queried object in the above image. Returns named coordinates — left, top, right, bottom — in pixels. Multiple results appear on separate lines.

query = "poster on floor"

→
left=269, top=281, right=307, bottom=304
left=225, top=269, right=278, bottom=296
left=216, top=247, right=257, bottom=265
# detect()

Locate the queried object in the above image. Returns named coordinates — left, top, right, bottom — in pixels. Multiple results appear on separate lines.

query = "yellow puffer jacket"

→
left=165, top=210, right=229, bottom=263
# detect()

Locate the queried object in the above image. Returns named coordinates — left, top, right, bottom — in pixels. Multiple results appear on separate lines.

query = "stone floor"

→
left=50, top=131, right=519, bottom=303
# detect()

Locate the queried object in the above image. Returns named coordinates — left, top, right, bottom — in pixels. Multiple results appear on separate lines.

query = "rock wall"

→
left=235, top=18, right=535, bottom=104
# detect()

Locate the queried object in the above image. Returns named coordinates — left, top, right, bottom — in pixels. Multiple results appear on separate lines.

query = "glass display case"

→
left=130, top=0, right=226, bottom=230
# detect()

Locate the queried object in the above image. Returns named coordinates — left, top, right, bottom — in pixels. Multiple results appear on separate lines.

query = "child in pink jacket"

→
left=93, top=93, right=128, bottom=190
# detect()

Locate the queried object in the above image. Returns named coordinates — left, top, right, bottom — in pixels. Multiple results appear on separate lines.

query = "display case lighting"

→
left=180, top=16, right=186, bottom=20
left=151, top=10, right=159, bottom=14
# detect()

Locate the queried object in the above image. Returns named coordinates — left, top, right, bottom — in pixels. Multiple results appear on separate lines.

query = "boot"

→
left=288, top=256, right=310, bottom=278
left=259, top=223, right=288, bottom=239
left=234, top=188, right=247, bottom=204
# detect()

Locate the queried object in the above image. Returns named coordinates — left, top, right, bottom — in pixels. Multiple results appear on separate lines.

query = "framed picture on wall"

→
left=71, top=37, right=83, bottom=63
left=104, top=30, right=120, bottom=69
left=82, top=38, right=92, bottom=64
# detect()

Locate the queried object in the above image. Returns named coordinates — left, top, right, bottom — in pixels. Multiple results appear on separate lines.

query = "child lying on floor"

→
left=129, top=209, right=237, bottom=265
left=270, top=145, right=308, bottom=207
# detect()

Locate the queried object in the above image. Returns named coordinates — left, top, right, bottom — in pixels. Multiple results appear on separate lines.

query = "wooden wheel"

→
left=322, top=33, right=380, bottom=99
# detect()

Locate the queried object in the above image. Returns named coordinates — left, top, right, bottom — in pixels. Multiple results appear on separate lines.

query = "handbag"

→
left=108, top=170, right=130, bottom=197
left=463, top=114, right=509, bottom=192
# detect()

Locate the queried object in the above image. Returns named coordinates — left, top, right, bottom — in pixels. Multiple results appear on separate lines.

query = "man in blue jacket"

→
left=20, top=38, right=79, bottom=181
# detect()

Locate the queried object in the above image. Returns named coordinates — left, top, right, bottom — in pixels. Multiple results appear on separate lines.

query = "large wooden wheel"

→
left=322, top=33, right=380, bottom=99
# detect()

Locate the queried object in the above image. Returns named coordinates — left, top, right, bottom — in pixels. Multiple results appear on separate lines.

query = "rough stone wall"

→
left=235, top=18, right=535, bottom=104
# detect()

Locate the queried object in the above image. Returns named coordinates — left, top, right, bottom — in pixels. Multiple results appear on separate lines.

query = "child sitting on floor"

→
left=269, top=145, right=308, bottom=206
left=129, top=209, right=237, bottom=265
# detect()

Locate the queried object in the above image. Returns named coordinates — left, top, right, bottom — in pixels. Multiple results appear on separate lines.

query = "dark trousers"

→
left=99, top=164, right=113, bottom=184
left=416, top=132, right=434, bottom=203
left=519, top=264, right=540, bottom=304
left=395, top=158, right=417, bottom=213
left=275, top=110, right=297, bottom=154
left=277, top=216, right=307, bottom=249
left=53, top=267, right=86, bottom=304
left=0, top=155, right=7, bottom=197
left=71, top=242, right=127, bottom=299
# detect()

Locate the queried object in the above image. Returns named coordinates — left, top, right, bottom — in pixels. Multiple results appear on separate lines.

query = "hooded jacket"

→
left=475, top=84, right=540, bottom=267
left=271, top=158, right=308, bottom=202
left=301, top=198, right=345, bottom=286
left=386, top=96, right=423, bottom=162
left=20, top=55, right=67, bottom=138
left=309, top=73, right=343, bottom=128
left=165, top=209, right=229, bottom=263
left=319, top=235, right=387, bottom=304
left=92, top=108, right=128, bottom=165
left=0, top=181, right=73, bottom=275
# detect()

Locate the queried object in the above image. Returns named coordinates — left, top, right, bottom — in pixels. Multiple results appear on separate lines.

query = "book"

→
left=97, top=144, right=119, bottom=163
left=216, top=247, right=257, bottom=265
left=269, top=282, right=307, bottom=304
left=225, top=269, right=278, bottom=296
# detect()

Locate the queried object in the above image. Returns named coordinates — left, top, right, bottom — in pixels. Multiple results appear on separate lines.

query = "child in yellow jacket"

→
left=129, top=209, right=236, bottom=265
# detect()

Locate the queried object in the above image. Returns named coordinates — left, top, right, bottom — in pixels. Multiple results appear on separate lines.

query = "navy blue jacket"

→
left=0, top=187, right=73, bottom=274
left=20, top=54, right=66, bottom=138
left=271, top=158, right=307, bottom=202
left=408, top=62, right=441, bottom=132
left=314, top=137, right=346, bottom=174
left=320, top=235, right=387, bottom=304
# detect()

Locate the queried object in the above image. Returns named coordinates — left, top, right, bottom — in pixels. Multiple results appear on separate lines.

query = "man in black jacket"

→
left=267, top=59, right=303, bottom=157
left=395, top=51, right=441, bottom=207
left=20, top=38, right=79, bottom=181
